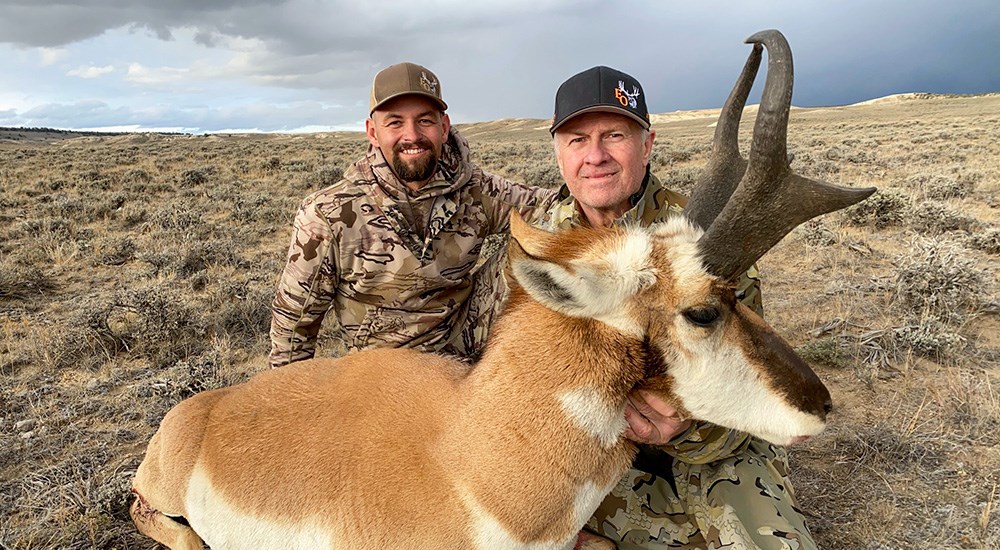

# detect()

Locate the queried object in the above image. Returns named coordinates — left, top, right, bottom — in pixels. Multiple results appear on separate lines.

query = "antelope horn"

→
left=683, top=43, right=762, bottom=231
left=687, top=29, right=876, bottom=281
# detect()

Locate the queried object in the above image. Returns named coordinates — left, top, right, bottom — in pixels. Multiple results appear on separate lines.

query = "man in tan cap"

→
left=268, top=62, right=557, bottom=367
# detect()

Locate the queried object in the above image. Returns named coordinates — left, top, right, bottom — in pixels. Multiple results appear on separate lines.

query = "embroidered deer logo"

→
left=615, top=81, right=640, bottom=109
left=420, top=72, right=438, bottom=94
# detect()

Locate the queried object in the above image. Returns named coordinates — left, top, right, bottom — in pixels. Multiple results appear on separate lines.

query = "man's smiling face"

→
left=366, top=95, right=451, bottom=190
left=554, top=111, right=654, bottom=227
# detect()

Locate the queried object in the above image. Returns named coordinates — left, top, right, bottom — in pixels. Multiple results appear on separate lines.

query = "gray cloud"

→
left=0, top=0, right=287, bottom=47
left=1, top=0, right=998, bottom=132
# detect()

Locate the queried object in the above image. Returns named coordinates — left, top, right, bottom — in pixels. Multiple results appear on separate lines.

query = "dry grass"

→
left=1, top=94, right=999, bottom=549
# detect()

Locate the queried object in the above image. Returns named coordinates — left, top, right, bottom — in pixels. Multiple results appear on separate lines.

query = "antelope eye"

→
left=683, top=307, right=720, bottom=327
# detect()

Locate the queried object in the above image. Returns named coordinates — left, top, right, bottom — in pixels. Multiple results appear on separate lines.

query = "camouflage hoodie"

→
left=539, top=171, right=762, bottom=465
left=268, top=127, right=557, bottom=368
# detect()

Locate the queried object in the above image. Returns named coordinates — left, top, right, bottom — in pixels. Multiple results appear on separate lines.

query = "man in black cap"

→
left=539, top=66, right=817, bottom=550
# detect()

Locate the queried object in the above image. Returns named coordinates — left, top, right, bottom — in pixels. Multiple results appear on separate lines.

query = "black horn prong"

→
left=685, top=29, right=877, bottom=281
left=718, top=43, right=763, bottom=158
left=684, top=43, right=762, bottom=232
left=745, top=30, right=793, bottom=186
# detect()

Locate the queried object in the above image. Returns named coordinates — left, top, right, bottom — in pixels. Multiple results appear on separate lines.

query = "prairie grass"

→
left=1, top=94, right=998, bottom=549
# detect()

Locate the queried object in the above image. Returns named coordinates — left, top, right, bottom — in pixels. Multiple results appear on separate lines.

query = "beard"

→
left=391, top=138, right=439, bottom=183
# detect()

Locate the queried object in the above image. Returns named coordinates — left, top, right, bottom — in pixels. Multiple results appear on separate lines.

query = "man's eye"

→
left=683, top=307, right=720, bottom=327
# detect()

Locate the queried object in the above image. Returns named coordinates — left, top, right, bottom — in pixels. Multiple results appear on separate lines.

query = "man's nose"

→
left=400, top=120, right=421, bottom=141
left=584, top=140, right=611, bottom=164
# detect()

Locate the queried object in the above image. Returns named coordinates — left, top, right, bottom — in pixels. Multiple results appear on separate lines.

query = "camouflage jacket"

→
left=539, top=172, right=761, bottom=465
left=268, top=128, right=558, bottom=368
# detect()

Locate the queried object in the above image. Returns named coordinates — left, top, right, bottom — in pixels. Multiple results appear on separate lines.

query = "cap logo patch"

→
left=420, top=71, right=438, bottom=94
left=615, top=81, right=640, bottom=109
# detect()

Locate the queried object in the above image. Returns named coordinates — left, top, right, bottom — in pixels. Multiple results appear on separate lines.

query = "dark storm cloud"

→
left=0, top=0, right=288, bottom=47
left=1, top=0, right=998, bottom=132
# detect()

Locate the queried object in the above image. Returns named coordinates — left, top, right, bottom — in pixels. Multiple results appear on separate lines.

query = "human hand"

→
left=623, top=390, right=693, bottom=445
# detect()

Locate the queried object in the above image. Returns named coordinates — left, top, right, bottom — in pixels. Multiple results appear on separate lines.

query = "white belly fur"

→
left=183, top=467, right=340, bottom=549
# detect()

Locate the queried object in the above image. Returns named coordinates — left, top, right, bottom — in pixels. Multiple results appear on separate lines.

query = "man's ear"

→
left=365, top=117, right=380, bottom=148
left=441, top=112, right=451, bottom=137
left=643, top=129, right=656, bottom=166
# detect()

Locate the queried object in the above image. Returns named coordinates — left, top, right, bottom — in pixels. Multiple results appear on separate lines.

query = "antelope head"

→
left=508, top=30, right=874, bottom=446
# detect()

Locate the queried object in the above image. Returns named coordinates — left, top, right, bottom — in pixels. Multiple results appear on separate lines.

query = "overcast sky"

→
left=1, top=0, right=997, bottom=133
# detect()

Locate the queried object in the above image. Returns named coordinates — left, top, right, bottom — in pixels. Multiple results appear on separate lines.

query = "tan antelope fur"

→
left=130, top=30, right=874, bottom=549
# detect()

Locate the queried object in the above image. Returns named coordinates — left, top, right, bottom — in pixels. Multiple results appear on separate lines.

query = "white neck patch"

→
left=557, top=387, right=627, bottom=449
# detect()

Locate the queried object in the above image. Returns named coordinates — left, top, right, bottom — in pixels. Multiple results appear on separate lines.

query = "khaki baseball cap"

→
left=369, top=62, right=448, bottom=114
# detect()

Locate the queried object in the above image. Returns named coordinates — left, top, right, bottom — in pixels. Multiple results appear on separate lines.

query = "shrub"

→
left=798, top=219, right=838, bottom=247
left=93, top=236, right=136, bottom=266
left=892, top=316, right=966, bottom=359
left=231, top=192, right=288, bottom=226
left=177, top=241, right=246, bottom=277
left=116, top=203, right=147, bottom=227
left=905, top=172, right=979, bottom=199
left=649, top=146, right=693, bottom=165
left=657, top=166, right=701, bottom=196
left=110, top=284, right=208, bottom=368
left=0, top=261, right=56, bottom=301
left=211, top=280, right=273, bottom=347
left=893, top=238, right=990, bottom=315
left=178, top=166, right=216, bottom=187
left=44, top=302, right=125, bottom=371
left=965, top=227, right=1000, bottom=254
left=844, top=188, right=912, bottom=228
left=148, top=205, right=202, bottom=231
left=797, top=337, right=851, bottom=368
left=121, top=168, right=152, bottom=185
left=505, top=162, right=562, bottom=189
left=260, top=156, right=282, bottom=172
left=77, top=169, right=114, bottom=190
left=908, top=202, right=979, bottom=234
left=306, top=165, right=344, bottom=190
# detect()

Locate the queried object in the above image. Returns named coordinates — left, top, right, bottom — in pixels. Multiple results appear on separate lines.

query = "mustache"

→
left=393, top=138, right=434, bottom=154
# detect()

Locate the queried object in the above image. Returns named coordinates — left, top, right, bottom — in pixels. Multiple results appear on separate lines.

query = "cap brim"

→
left=550, top=105, right=650, bottom=133
left=370, top=92, right=448, bottom=114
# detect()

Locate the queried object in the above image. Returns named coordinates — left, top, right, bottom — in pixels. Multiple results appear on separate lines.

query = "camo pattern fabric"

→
left=541, top=175, right=815, bottom=549
left=589, top=439, right=815, bottom=550
left=268, top=127, right=557, bottom=368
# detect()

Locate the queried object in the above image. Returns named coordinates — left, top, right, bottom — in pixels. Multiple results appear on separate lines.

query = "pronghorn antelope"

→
left=130, top=30, right=874, bottom=550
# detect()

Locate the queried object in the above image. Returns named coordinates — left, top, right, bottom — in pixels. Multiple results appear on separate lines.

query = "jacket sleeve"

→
left=477, top=168, right=559, bottom=233
left=268, top=199, right=340, bottom=368
left=659, top=267, right=763, bottom=463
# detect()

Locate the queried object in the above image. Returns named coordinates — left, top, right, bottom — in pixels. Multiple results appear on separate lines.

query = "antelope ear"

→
left=509, top=250, right=588, bottom=316
left=509, top=212, right=552, bottom=257
left=509, top=220, right=656, bottom=330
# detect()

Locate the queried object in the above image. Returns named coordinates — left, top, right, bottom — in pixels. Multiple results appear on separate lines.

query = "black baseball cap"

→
left=550, top=66, right=650, bottom=134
